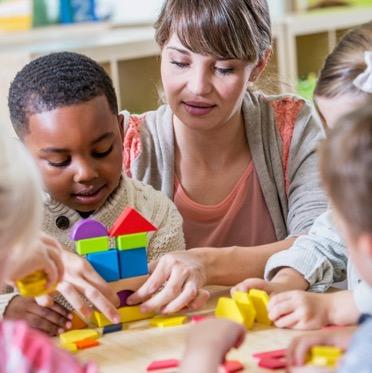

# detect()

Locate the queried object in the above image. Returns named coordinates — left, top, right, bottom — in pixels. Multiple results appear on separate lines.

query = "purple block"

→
left=117, top=289, right=134, bottom=307
left=70, top=219, right=108, bottom=240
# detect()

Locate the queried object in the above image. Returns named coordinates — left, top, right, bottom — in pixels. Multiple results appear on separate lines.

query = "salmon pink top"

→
left=174, top=162, right=277, bottom=249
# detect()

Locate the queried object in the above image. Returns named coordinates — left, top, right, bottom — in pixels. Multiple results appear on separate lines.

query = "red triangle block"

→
left=109, top=207, right=158, bottom=237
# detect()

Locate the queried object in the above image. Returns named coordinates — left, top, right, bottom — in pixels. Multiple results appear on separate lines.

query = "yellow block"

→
left=16, top=270, right=50, bottom=297
left=92, top=306, right=154, bottom=327
left=61, top=343, right=78, bottom=353
left=309, top=346, right=342, bottom=368
left=248, top=289, right=271, bottom=325
left=150, top=315, right=187, bottom=327
left=232, top=291, right=256, bottom=329
left=59, top=329, right=99, bottom=345
left=0, top=16, right=31, bottom=31
left=215, top=297, right=246, bottom=325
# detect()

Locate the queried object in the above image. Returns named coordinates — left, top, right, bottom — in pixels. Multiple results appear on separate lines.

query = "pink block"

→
left=258, top=357, right=286, bottom=370
left=253, top=348, right=287, bottom=360
left=222, top=360, right=244, bottom=373
left=70, top=219, right=108, bottom=240
left=146, top=359, right=180, bottom=371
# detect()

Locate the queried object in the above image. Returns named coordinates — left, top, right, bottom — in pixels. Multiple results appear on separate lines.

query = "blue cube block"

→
left=119, top=248, right=148, bottom=279
left=87, top=250, right=120, bottom=282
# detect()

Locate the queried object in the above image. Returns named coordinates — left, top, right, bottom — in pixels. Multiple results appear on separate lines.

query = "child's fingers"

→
left=47, top=301, right=72, bottom=320
left=269, top=291, right=296, bottom=308
left=26, top=313, right=62, bottom=336
left=231, top=278, right=268, bottom=295
left=29, top=302, right=70, bottom=330
left=269, top=299, right=294, bottom=321
left=273, top=312, right=299, bottom=329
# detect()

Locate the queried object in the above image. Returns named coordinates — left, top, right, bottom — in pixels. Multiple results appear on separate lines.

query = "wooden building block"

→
left=146, top=359, right=180, bottom=371
left=108, top=275, right=149, bottom=294
left=258, top=357, right=286, bottom=370
left=150, top=315, right=187, bottom=328
left=116, top=232, right=148, bottom=250
left=119, top=248, right=148, bottom=279
left=76, top=236, right=109, bottom=255
left=253, top=349, right=287, bottom=360
left=61, top=343, right=78, bottom=353
left=102, top=323, right=123, bottom=334
left=248, top=289, right=271, bottom=325
left=70, top=219, right=108, bottom=240
left=87, top=249, right=120, bottom=282
left=16, top=270, right=49, bottom=297
left=59, top=329, right=99, bottom=345
left=308, top=346, right=342, bottom=367
left=222, top=360, right=245, bottom=372
left=215, top=297, right=245, bottom=325
left=109, top=207, right=157, bottom=237
left=76, top=338, right=100, bottom=350
left=232, top=291, right=256, bottom=329
left=69, top=312, right=87, bottom=330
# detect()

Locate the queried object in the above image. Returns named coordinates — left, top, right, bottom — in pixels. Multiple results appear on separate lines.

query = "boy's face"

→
left=24, top=96, right=124, bottom=213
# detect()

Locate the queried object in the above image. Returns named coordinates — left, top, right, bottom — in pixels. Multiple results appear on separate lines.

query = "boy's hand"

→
left=231, top=278, right=289, bottom=295
left=4, top=295, right=72, bottom=336
left=269, top=291, right=332, bottom=330
left=127, top=250, right=208, bottom=314
left=287, top=328, right=354, bottom=368
left=180, top=319, right=246, bottom=373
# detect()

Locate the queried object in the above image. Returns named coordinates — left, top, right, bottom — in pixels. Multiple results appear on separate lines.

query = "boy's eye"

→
left=215, top=66, right=234, bottom=75
left=171, top=61, right=189, bottom=69
left=92, top=145, right=113, bottom=158
left=47, top=158, right=71, bottom=168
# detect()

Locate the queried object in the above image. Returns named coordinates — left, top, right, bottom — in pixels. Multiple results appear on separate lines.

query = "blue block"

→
left=87, top=250, right=120, bottom=282
left=119, top=248, right=148, bottom=279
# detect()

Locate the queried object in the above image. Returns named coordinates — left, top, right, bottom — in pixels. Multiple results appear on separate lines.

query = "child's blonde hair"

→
left=315, top=22, right=372, bottom=98
left=0, top=125, right=43, bottom=251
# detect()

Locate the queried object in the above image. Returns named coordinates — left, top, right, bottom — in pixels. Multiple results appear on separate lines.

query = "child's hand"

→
left=4, top=295, right=72, bottom=336
left=231, top=278, right=289, bottom=295
left=269, top=291, right=332, bottom=330
left=287, top=328, right=354, bottom=367
left=180, top=319, right=246, bottom=373
left=7, top=233, right=64, bottom=289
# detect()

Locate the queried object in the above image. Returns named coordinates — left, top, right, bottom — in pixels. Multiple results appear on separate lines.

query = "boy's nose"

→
left=73, top=161, right=99, bottom=183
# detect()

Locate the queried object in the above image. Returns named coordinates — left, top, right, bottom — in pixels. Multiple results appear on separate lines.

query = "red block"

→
left=146, top=359, right=180, bottom=371
left=258, top=357, right=286, bottom=370
left=222, top=360, right=244, bottom=372
left=253, top=348, right=287, bottom=360
left=109, top=207, right=157, bottom=237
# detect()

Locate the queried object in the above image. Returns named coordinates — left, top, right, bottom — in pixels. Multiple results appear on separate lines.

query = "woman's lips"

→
left=182, top=101, right=216, bottom=116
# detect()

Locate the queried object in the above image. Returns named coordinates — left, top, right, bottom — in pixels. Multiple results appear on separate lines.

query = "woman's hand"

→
left=127, top=250, right=209, bottom=313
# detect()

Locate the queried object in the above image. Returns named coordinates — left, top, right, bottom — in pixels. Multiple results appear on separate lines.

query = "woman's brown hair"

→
left=154, top=0, right=272, bottom=63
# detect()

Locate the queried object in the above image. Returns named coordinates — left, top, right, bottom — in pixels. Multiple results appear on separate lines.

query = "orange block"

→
left=76, top=338, right=100, bottom=350
left=70, top=313, right=87, bottom=330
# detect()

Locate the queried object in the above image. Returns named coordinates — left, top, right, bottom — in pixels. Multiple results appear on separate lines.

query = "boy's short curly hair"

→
left=8, top=51, right=118, bottom=138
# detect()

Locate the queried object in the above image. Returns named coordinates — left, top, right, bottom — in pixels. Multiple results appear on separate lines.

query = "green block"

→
left=76, top=236, right=110, bottom=255
left=116, top=233, right=148, bottom=251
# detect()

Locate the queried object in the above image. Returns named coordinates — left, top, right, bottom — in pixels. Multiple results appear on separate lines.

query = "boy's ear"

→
left=117, top=114, right=124, bottom=141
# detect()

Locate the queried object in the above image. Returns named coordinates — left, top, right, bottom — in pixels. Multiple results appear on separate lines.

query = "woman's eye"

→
left=47, top=158, right=71, bottom=168
left=93, top=145, right=113, bottom=158
left=171, top=61, right=189, bottom=69
left=215, top=67, right=234, bottom=75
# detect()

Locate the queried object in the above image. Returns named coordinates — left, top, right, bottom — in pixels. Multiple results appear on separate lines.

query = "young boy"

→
left=2, top=51, right=185, bottom=336
left=287, top=104, right=372, bottom=371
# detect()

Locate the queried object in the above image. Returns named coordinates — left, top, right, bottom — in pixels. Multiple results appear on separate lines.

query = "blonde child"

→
left=287, top=105, right=372, bottom=372
left=0, top=125, right=95, bottom=372
left=2, top=51, right=188, bottom=336
left=233, top=22, right=372, bottom=330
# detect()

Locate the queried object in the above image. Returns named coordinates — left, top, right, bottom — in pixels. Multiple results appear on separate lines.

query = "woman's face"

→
left=316, top=93, right=368, bottom=129
left=161, top=33, right=257, bottom=131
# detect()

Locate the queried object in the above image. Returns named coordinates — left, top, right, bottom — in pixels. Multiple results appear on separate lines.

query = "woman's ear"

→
left=249, top=48, right=272, bottom=82
left=117, top=114, right=124, bottom=141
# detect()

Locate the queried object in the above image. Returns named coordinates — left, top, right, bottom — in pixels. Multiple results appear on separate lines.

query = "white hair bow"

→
left=353, top=51, right=372, bottom=94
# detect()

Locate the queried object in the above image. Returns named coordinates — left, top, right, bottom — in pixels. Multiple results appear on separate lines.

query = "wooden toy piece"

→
left=146, top=359, right=180, bottom=371
left=232, top=291, right=256, bottom=330
left=102, top=323, right=123, bottom=335
left=108, top=275, right=149, bottom=294
left=191, top=315, right=209, bottom=323
left=248, top=289, right=271, bottom=325
left=109, top=207, right=157, bottom=237
left=308, top=345, right=342, bottom=368
left=150, top=315, right=187, bottom=328
left=59, top=329, right=99, bottom=345
left=61, top=343, right=78, bottom=353
left=70, top=219, right=108, bottom=241
left=69, top=312, right=88, bottom=330
left=75, top=338, right=100, bottom=350
left=215, top=297, right=245, bottom=325
left=86, top=249, right=120, bottom=282
left=92, top=305, right=154, bottom=327
left=75, top=236, right=110, bottom=256
left=16, top=270, right=49, bottom=297
left=117, top=289, right=134, bottom=307
left=258, top=357, right=286, bottom=370
left=119, top=248, right=148, bottom=279
left=116, top=232, right=148, bottom=250
left=222, top=360, right=245, bottom=373
left=253, top=348, right=287, bottom=360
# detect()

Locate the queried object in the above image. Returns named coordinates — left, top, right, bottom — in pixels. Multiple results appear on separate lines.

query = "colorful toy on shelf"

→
left=215, top=289, right=271, bottom=330
left=16, top=270, right=53, bottom=297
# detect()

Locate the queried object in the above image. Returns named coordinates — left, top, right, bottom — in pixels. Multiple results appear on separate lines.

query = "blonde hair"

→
left=154, top=0, right=271, bottom=63
left=315, top=22, right=372, bottom=98
left=0, top=125, right=43, bottom=251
